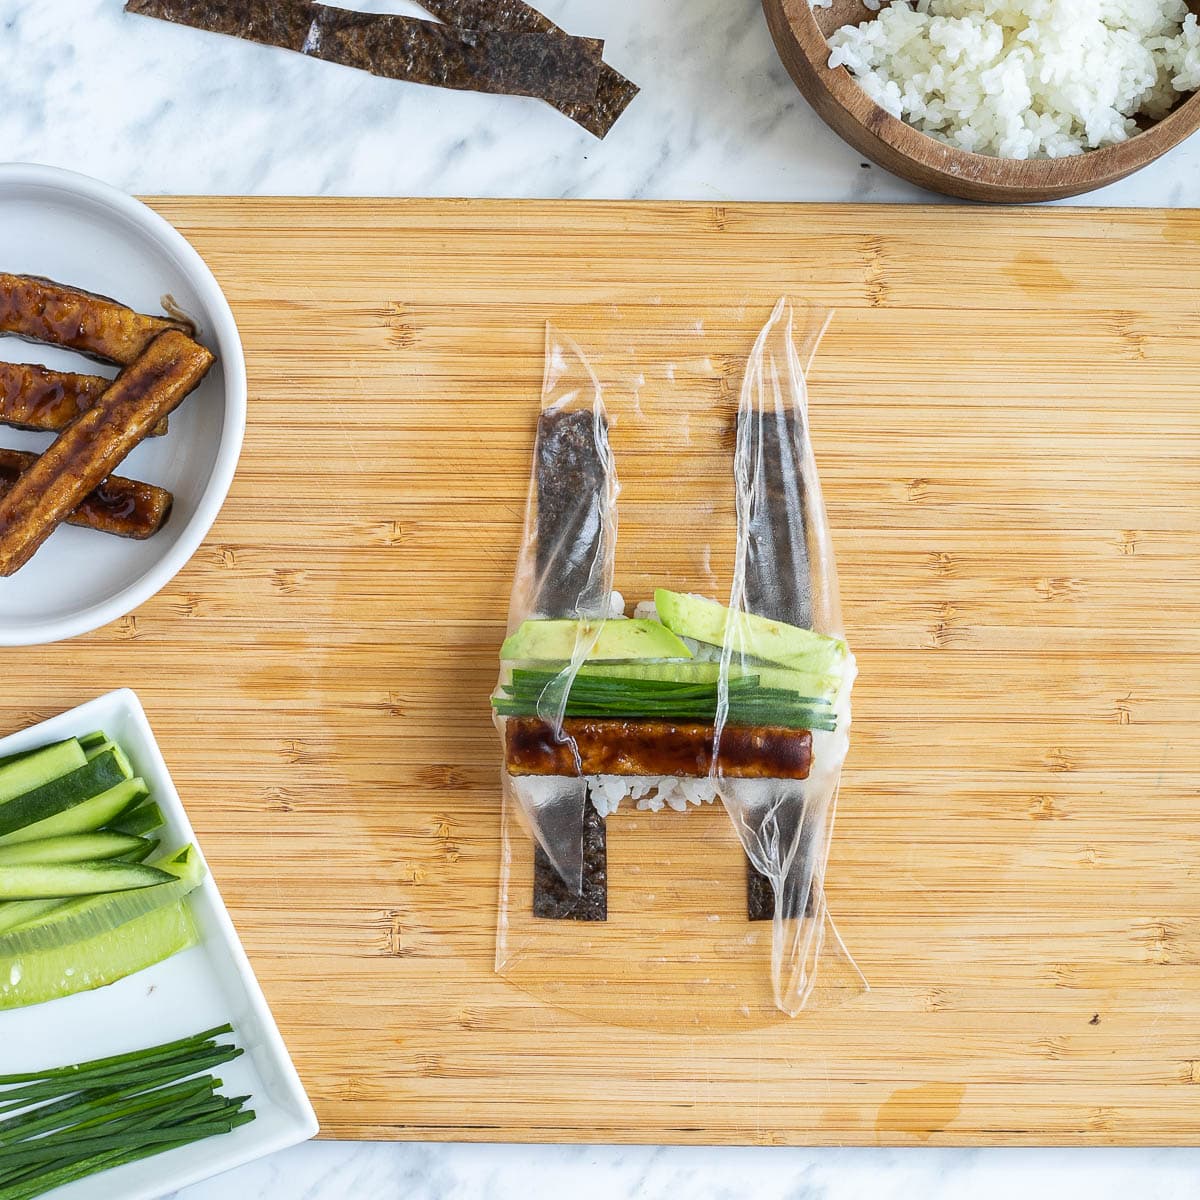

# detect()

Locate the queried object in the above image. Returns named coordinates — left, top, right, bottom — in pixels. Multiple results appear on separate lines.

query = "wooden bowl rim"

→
left=776, top=0, right=1200, bottom=187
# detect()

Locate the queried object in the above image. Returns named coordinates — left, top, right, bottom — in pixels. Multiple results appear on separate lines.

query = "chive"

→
left=0, top=1024, right=231, bottom=1085
left=495, top=667, right=838, bottom=732
left=0, top=1026, right=255, bottom=1198
left=0, top=1044, right=241, bottom=1109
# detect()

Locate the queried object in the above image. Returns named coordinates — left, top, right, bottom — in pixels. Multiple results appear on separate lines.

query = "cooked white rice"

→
left=811, top=0, right=1200, bottom=159
left=588, top=775, right=720, bottom=816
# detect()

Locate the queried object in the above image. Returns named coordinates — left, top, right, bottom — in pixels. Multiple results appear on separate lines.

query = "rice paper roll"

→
left=494, top=303, right=864, bottom=1023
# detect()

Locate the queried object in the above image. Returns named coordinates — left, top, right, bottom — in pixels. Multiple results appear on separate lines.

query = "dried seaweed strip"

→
left=128, top=0, right=602, bottom=106
left=125, top=0, right=314, bottom=51
left=532, top=800, right=607, bottom=922
left=306, top=6, right=600, bottom=104
left=534, top=409, right=611, bottom=618
left=737, top=409, right=815, bottom=918
left=739, top=411, right=814, bottom=631
left=418, top=0, right=638, bottom=137
left=529, top=405, right=612, bottom=918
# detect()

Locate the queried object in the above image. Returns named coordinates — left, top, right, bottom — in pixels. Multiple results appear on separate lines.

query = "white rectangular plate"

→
left=0, top=688, right=318, bottom=1200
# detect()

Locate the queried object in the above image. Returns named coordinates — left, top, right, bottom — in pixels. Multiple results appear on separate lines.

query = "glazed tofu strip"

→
left=0, top=449, right=173, bottom=541
left=0, top=361, right=168, bottom=437
left=0, top=330, right=213, bottom=576
left=505, top=718, right=814, bottom=781
left=0, top=274, right=192, bottom=366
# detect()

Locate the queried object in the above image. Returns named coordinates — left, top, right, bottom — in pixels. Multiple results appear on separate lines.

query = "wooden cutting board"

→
left=2, top=199, right=1199, bottom=1146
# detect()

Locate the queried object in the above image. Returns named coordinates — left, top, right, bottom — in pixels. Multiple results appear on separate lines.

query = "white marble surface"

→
left=3, top=0, right=1200, bottom=204
left=4, top=1, right=1200, bottom=1197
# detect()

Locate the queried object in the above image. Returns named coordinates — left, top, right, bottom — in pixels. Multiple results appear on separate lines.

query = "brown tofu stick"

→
left=0, top=449, right=173, bottom=540
left=504, top=718, right=814, bottom=780
left=0, top=275, right=193, bottom=367
left=0, top=330, right=213, bottom=576
left=0, top=362, right=168, bottom=437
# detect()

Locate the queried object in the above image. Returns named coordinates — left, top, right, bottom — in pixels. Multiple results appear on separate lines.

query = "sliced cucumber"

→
left=108, top=800, right=165, bottom=838
left=83, top=739, right=134, bottom=779
left=0, top=861, right=175, bottom=901
left=0, top=899, right=198, bottom=1010
left=116, top=837, right=159, bottom=864
left=523, top=659, right=840, bottom=701
left=0, top=898, right=69, bottom=937
left=0, top=832, right=152, bottom=867
left=0, top=752, right=128, bottom=839
left=77, top=731, right=110, bottom=752
left=0, top=777, right=148, bottom=846
left=0, top=740, right=87, bottom=806
left=0, top=845, right=205, bottom=956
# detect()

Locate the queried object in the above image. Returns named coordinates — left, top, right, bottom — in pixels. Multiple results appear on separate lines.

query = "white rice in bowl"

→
left=811, top=0, right=1200, bottom=159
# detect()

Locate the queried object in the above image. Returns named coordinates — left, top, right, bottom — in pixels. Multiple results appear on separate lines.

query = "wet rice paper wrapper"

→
left=495, top=304, right=866, bottom=1025
left=499, top=327, right=618, bottom=896
left=417, top=0, right=639, bottom=137
left=127, top=0, right=603, bottom=106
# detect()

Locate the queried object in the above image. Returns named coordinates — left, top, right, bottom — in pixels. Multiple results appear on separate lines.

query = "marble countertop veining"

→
left=4, top=0, right=1200, bottom=204
left=4, top=1, right=1200, bottom=1198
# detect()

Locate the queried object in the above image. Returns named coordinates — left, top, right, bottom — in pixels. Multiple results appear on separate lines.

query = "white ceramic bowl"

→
left=0, top=689, right=319, bottom=1200
left=0, top=164, right=246, bottom=646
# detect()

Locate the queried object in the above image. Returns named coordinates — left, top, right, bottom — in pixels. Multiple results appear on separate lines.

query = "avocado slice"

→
left=501, top=618, right=693, bottom=663
left=654, top=589, right=847, bottom=675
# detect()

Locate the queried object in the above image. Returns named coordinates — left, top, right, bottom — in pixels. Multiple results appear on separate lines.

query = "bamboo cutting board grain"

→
left=2, top=199, right=1199, bottom=1145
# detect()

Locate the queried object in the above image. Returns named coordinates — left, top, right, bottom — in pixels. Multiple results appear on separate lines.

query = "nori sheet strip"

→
left=531, top=407, right=611, bottom=919
left=739, top=409, right=814, bottom=922
left=534, top=409, right=611, bottom=618
left=306, top=6, right=601, bottom=105
left=533, top=800, right=607, bottom=922
left=418, top=0, right=639, bottom=137
left=126, top=0, right=603, bottom=106
left=125, top=0, right=313, bottom=50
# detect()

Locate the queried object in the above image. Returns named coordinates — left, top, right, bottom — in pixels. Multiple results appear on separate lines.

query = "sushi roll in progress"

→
left=493, top=303, right=859, bottom=1015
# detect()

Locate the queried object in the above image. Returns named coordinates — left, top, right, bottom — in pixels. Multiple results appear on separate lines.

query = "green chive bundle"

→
left=0, top=1025, right=255, bottom=1199
left=492, top=669, right=837, bottom=732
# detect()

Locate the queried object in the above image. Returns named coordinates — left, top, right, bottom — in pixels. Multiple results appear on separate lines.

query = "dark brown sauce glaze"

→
left=0, top=362, right=109, bottom=431
left=0, top=450, right=172, bottom=540
left=505, top=718, right=813, bottom=780
left=0, top=275, right=190, bottom=366
left=0, top=329, right=209, bottom=571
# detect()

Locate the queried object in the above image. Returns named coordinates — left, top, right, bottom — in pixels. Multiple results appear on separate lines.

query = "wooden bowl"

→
left=763, top=0, right=1200, bottom=203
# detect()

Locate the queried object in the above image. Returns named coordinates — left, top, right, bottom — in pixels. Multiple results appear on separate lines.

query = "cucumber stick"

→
left=0, top=832, right=153, bottom=866
left=0, top=860, right=174, bottom=901
left=109, top=800, right=165, bottom=838
left=0, top=752, right=128, bottom=839
left=117, top=837, right=160, bottom=864
left=84, top=739, right=134, bottom=779
left=0, top=777, right=148, bottom=846
left=571, top=660, right=840, bottom=699
left=0, top=740, right=87, bottom=806
left=0, top=898, right=69, bottom=937
left=0, top=899, right=198, bottom=1010
left=0, top=845, right=205, bottom=956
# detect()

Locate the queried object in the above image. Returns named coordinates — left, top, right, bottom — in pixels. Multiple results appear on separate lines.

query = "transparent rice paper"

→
left=495, top=301, right=866, bottom=1028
